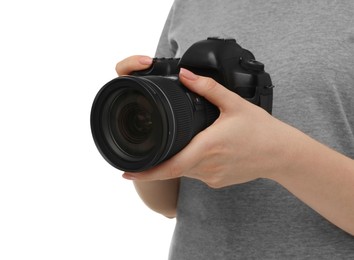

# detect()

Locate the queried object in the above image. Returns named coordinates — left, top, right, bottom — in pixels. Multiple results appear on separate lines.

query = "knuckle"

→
left=115, top=58, right=131, bottom=75
left=115, top=62, right=123, bottom=75
left=204, top=77, right=218, bottom=93
left=115, top=56, right=138, bottom=76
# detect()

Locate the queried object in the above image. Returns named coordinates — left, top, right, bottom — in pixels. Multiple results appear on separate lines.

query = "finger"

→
left=179, top=68, right=243, bottom=112
left=115, top=55, right=152, bottom=76
left=122, top=134, right=206, bottom=181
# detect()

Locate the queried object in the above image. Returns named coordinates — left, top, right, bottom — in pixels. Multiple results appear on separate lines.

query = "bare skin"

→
left=116, top=55, right=180, bottom=218
left=117, top=56, right=354, bottom=236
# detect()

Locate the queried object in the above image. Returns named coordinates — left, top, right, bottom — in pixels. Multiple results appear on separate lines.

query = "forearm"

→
left=133, top=178, right=180, bottom=218
left=271, top=127, right=354, bottom=236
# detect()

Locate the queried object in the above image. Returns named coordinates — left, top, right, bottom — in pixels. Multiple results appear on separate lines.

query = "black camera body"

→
left=91, top=38, right=273, bottom=172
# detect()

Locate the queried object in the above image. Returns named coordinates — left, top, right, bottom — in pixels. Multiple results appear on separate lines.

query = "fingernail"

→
left=139, top=56, right=153, bottom=65
left=180, top=68, right=199, bottom=81
left=122, top=173, right=137, bottom=181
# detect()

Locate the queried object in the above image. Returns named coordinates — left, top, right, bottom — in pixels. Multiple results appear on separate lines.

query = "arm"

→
left=132, top=179, right=179, bottom=218
left=124, top=68, right=354, bottom=235
left=116, top=56, right=179, bottom=218
left=271, top=128, right=354, bottom=235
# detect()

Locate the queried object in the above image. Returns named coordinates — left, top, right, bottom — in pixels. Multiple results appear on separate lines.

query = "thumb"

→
left=179, top=68, right=242, bottom=112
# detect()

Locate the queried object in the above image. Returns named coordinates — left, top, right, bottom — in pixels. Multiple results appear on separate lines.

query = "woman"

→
left=118, top=0, right=354, bottom=258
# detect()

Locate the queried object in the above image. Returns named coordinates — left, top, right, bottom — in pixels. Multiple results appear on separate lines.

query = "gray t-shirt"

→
left=155, top=0, right=354, bottom=259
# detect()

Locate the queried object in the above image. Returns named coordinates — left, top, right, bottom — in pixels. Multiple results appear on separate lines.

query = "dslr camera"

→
left=91, top=38, right=273, bottom=172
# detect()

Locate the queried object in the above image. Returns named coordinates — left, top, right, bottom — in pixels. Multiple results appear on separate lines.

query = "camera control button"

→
left=187, top=92, right=204, bottom=111
left=194, top=96, right=202, bottom=105
left=240, top=59, right=264, bottom=72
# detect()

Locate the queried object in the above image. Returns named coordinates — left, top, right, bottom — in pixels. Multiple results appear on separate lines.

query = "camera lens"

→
left=91, top=75, right=220, bottom=172
left=108, top=89, right=160, bottom=157
left=91, top=75, right=213, bottom=172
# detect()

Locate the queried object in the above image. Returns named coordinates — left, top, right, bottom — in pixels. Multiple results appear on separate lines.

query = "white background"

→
left=0, top=0, right=175, bottom=259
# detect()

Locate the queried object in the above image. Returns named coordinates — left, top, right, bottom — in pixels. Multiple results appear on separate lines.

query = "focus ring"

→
left=146, top=76, right=194, bottom=159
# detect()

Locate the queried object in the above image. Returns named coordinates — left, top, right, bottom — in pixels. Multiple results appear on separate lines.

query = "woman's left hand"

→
left=123, top=68, right=354, bottom=236
left=123, top=68, right=294, bottom=188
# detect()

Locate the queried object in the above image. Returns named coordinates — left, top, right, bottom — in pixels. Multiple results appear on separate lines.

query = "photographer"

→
left=118, top=0, right=354, bottom=259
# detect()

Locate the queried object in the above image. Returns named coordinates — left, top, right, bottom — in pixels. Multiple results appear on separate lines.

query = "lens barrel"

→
left=91, top=39, right=273, bottom=172
left=91, top=76, right=217, bottom=172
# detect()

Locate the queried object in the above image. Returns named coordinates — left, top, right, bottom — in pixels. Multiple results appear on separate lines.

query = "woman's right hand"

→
left=115, top=55, right=153, bottom=76
left=115, top=55, right=180, bottom=218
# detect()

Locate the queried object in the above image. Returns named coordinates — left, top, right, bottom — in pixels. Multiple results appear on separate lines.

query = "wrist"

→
left=267, top=123, right=335, bottom=185
left=264, top=120, right=310, bottom=182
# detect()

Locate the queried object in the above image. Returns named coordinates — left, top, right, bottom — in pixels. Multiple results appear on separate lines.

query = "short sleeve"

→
left=154, top=2, right=178, bottom=58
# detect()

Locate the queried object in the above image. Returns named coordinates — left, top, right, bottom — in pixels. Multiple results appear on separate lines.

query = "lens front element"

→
left=109, top=90, right=162, bottom=157
left=91, top=75, right=199, bottom=172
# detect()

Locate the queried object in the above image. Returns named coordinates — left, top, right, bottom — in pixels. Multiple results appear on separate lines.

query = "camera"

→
left=90, top=38, right=273, bottom=172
